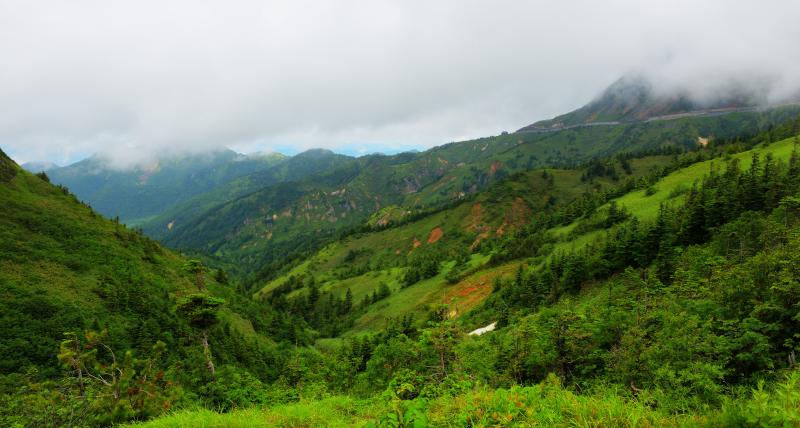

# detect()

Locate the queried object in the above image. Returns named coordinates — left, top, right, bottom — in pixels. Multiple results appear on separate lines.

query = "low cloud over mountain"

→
left=2, top=0, right=799, bottom=167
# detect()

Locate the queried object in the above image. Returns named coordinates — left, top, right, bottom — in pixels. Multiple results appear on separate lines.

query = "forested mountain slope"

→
left=252, top=153, right=679, bottom=335
left=141, top=148, right=355, bottom=239
left=46, top=149, right=288, bottom=225
left=251, top=128, right=800, bottom=339
left=131, top=131, right=800, bottom=427
left=154, top=106, right=800, bottom=281
left=0, top=149, right=299, bottom=426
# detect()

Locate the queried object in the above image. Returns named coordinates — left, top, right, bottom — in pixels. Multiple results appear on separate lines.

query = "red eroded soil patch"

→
left=496, top=197, right=531, bottom=237
left=376, top=214, right=391, bottom=227
left=427, top=227, right=444, bottom=243
left=489, top=161, right=502, bottom=176
left=443, top=263, right=520, bottom=316
left=456, top=284, right=480, bottom=297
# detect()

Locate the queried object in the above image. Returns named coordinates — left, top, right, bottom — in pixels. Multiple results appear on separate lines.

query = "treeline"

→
left=496, top=147, right=800, bottom=308
left=487, top=121, right=800, bottom=266
left=265, top=274, right=396, bottom=338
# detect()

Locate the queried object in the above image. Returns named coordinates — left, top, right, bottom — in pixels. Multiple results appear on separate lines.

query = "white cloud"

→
left=1, top=0, right=799, bottom=166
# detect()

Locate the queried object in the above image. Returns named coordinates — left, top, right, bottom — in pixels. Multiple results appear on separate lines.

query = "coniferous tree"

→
left=177, top=294, right=224, bottom=376
left=184, top=259, right=206, bottom=291
left=343, top=288, right=353, bottom=313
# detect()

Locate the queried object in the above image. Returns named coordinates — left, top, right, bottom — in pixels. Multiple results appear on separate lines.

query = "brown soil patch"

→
left=470, top=228, right=491, bottom=251
left=427, top=227, right=444, bottom=243
left=443, top=263, right=520, bottom=315
left=489, top=161, right=502, bottom=176
left=455, top=284, right=481, bottom=297
left=376, top=215, right=390, bottom=227
left=465, top=203, right=483, bottom=232
left=508, top=197, right=531, bottom=227
left=496, top=221, right=508, bottom=237
left=412, top=238, right=422, bottom=249
left=496, top=197, right=531, bottom=237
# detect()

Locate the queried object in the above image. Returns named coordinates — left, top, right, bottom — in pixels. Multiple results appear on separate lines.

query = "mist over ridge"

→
left=2, top=1, right=799, bottom=167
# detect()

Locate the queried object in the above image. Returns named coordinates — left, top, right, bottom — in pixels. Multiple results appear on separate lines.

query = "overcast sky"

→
left=2, top=0, right=800, bottom=167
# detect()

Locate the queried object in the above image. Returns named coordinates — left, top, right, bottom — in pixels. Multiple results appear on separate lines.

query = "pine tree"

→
left=497, top=306, right=509, bottom=328
left=789, top=145, right=800, bottom=186
left=343, top=288, right=353, bottom=313
left=742, top=153, right=763, bottom=211
left=377, top=282, right=391, bottom=300
left=307, top=282, right=320, bottom=309
left=214, top=268, right=228, bottom=285
left=176, top=294, right=224, bottom=376
left=184, top=259, right=206, bottom=291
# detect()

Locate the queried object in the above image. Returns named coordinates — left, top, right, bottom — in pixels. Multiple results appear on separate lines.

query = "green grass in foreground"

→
left=128, top=370, right=800, bottom=427
left=126, top=396, right=387, bottom=427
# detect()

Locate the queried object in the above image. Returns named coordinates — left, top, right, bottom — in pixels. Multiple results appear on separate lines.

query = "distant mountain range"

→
left=44, top=150, right=288, bottom=225
left=27, top=76, right=800, bottom=279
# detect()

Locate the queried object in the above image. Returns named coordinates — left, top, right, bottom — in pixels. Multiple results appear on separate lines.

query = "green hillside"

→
left=154, top=107, right=800, bottom=283
left=47, top=149, right=288, bottom=225
left=142, top=149, right=355, bottom=239
left=127, top=130, right=800, bottom=427
left=253, top=154, right=677, bottom=334
left=549, top=133, right=800, bottom=256
left=0, top=151, right=302, bottom=426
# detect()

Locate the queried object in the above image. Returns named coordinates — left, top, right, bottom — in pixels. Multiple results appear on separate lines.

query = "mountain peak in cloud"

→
left=517, top=73, right=778, bottom=132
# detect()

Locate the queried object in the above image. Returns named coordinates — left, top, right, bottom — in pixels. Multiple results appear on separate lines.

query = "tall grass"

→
left=130, top=371, right=800, bottom=427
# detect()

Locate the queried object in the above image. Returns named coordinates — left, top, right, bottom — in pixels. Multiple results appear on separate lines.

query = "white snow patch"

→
left=468, top=321, right=497, bottom=336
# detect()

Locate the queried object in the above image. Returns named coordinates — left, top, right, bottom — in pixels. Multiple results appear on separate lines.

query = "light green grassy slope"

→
left=552, top=136, right=799, bottom=253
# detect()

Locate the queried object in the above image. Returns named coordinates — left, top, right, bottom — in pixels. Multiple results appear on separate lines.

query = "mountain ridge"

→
left=518, top=74, right=767, bottom=132
left=151, top=105, right=800, bottom=281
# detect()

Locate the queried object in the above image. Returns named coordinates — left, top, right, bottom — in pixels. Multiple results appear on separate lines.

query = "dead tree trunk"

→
left=201, top=330, right=215, bottom=376
left=77, top=366, right=85, bottom=399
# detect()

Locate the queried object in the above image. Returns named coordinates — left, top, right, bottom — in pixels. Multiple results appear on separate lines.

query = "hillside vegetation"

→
left=124, top=129, right=800, bottom=426
left=5, top=98, right=800, bottom=426
left=253, top=153, right=678, bottom=335
left=46, top=149, right=289, bottom=225
left=0, top=151, right=308, bottom=426
left=152, top=107, right=800, bottom=282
